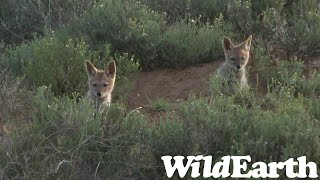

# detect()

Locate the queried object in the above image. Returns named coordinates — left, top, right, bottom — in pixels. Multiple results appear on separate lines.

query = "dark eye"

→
left=241, top=57, right=245, bottom=60
left=93, top=83, right=97, bottom=87
left=103, top=83, right=108, bottom=87
left=230, top=57, right=235, bottom=61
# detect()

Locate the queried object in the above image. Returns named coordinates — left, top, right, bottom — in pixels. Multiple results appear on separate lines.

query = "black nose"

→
left=97, top=92, right=102, bottom=97
left=236, top=65, right=241, bottom=69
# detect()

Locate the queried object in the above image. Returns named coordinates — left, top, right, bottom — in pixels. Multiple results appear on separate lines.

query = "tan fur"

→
left=217, top=35, right=252, bottom=91
left=85, top=60, right=116, bottom=111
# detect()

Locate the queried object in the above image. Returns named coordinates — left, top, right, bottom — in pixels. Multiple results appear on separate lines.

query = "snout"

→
left=236, top=65, right=241, bottom=70
left=96, top=92, right=102, bottom=97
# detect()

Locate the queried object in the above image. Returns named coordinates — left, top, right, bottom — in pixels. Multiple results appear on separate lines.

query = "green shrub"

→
left=271, top=59, right=304, bottom=87
left=156, top=16, right=235, bottom=68
left=261, top=3, right=320, bottom=55
left=299, top=72, right=320, bottom=97
left=141, top=0, right=228, bottom=24
left=0, top=0, right=95, bottom=45
left=1, top=86, right=149, bottom=179
left=147, top=117, right=191, bottom=157
left=182, top=82, right=320, bottom=168
left=0, top=86, right=103, bottom=178
left=149, top=98, right=170, bottom=112
left=68, top=0, right=236, bottom=69
left=3, top=37, right=93, bottom=96
left=0, top=70, right=32, bottom=129
left=2, top=1, right=320, bottom=179
left=70, top=0, right=165, bottom=69
left=254, top=46, right=320, bottom=97
left=1, top=69, right=320, bottom=178
left=112, top=53, right=140, bottom=101
left=2, top=38, right=140, bottom=97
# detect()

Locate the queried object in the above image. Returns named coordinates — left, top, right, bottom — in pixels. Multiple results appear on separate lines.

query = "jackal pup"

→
left=85, top=60, right=116, bottom=110
left=217, top=35, right=252, bottom=91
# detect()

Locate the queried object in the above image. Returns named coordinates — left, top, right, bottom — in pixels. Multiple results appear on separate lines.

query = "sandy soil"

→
left=127, top=60, right=223, bottom=108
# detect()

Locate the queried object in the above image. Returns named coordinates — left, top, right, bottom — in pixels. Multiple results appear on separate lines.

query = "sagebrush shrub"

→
left=2, top=37, right=140, bottom=97
left=4, top=38, right=92, bottom=96
left=1, top=61, right=320, bottom=178
left=0, top=0, right=95, bottom=45
left=0, top=70, right=32, bottom=129
left=1, top=1, right=320, bottom=179
left=149, top=98, right=170, bottom=112
left=259, top=0, right=320, bottom=56
left=156, top=16, right=235, bottom=68
left=68, top=0, right=237, bottom=69
left=141, top=0, right=228, bottom=24
left=70, top=0, right=165, bottom=69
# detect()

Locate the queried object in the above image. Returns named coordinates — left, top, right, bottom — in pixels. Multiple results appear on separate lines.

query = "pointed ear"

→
left=241, top=35, right=252, bottom=51
left=105, top=60, right=116, bottom=78
left=222, top=37, right=234, bottom=52
left=85, top=60, right=97, bottom=77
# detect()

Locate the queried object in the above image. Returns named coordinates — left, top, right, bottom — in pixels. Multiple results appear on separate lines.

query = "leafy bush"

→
left=111, top=53, right=140, bottom=101
left=0, top=71, right=33, bottom=132
left=0, top=0, right=95, bottom=45
left=1, top=37, right=140, bottom=97
left=299, top=72, right=320, bottom=97
left=0, top=86, right=151, bottom=179
left=70, top=0, right=165, bottom=69
left=225, top=0, right=320, bottom=56
left=0, top=86, right=102, bottom=178
left=67, top=0, right=236, bottom=69
left=156, top=16, right=235, bottom=68
left=254, top=47, right=320, bottom=97
left=1, top=58, right=320, bottom=178
left=141, top=0, right=228, bottom=24
left=1, top=1, right=320, bottom=179
left=149, top=98, right=170, bottom=112
left=2, top=37, right=93, bottom=96
left=261, top=0, right=320, bottom=56
left=143, top=0, right=319, bottom=58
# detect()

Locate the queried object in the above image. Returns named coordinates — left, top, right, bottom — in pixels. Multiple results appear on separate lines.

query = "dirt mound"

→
left=127, top=60, right=223, bottom=108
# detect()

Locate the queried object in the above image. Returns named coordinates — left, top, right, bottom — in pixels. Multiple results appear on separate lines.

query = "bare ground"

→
left=126, top=60, right=224, bottom=109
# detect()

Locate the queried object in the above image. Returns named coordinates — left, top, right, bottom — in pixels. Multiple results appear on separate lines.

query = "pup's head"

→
left=222, top=35, right=252, bottom=70
left=85, top=60, right=116, bottom=98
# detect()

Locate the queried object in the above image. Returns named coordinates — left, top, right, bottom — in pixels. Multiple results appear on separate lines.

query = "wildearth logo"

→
left=161, top=155, right=318, bottom=178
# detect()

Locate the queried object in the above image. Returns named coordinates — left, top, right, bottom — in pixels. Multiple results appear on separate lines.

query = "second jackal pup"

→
left=85, top=60, right=116, bottom=110
left=217, top=35, right=252, bottom=90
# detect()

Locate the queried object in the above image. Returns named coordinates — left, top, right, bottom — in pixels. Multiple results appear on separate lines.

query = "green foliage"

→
left=156, top=16, right=235, bottom=68
left=0, top=86, right=103, bottom=178
left=70, top=0, right=165, bottom=69
left=261, top=0, right=320, bottom=55
left=3, top=70, right=320, bottom=179
left=141, top=0, right=229, bottom=24
left=147, top=117, right=191, bottom=158
left=112, top=53, right=140, bottom=101
left=3, top=37, right=93, bottom=96
left=1, top=0, right=237, bottom=71
left=1, top=1, right=320, bottom=179
left=149, top=98, right=170, bottom=112
left=271, top=59, right=304, bottom=87
left=2, top=38, right=140, bottom=97
left=298, top=72, right=320, bottom=97
left=0, top=0, right=95, bottom=45
left=0, top=70, right=32, bottom=125
left=66, top=0, right=236, bottom=69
